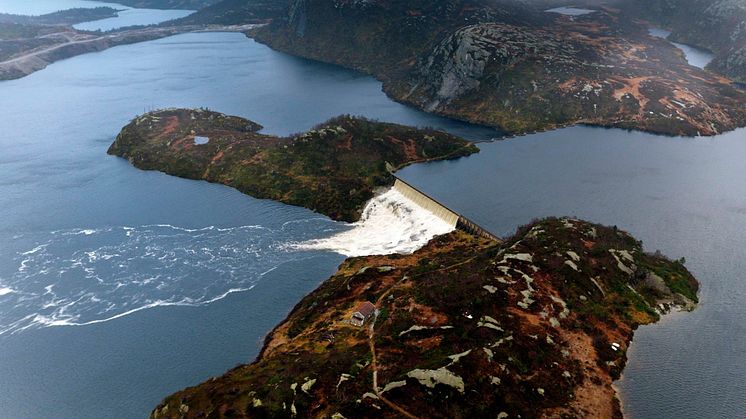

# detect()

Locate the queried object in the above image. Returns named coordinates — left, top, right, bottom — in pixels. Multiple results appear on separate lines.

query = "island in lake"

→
left=109, top=109, right=699, bottom=418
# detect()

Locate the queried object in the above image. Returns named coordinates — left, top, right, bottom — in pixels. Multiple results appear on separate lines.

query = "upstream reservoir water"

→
left=649, top=27, right=715, bottom=70
left=0, top=27, right=745, bottom=419
left=398, top=127, right=746, bottom=418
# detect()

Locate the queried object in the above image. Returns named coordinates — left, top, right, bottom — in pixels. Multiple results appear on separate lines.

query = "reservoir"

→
left=0, top=29, right=744, bottom=419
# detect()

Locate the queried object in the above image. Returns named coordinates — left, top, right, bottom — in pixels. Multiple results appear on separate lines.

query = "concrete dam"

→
left=392, top=177, right=501, bottom=242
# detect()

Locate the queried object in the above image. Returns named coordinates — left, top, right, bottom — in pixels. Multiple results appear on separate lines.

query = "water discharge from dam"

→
left=294, top=186, right=457, bottom=257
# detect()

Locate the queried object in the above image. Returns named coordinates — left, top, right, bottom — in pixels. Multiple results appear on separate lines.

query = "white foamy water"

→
left=0, top=190, right=457, bottom=336
left=295, top=188, right=456, bottom=257
left=0, top=222, right=332, bottom=336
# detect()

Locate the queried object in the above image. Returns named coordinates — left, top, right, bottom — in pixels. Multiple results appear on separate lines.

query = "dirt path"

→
left=367, top=316, right=419, bottom=419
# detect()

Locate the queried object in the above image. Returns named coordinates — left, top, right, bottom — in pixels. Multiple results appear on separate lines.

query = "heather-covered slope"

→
left=151, top=218, right=698, bottom=418
left=253, top=0, right=746, bottom=136
left=108, top=108, right=477, bottom=222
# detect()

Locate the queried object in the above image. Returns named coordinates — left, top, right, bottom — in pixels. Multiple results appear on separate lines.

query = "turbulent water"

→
left=0, top=190, right=454, bottom=336
left=296, top=188, right=456, bottom=257
left=1, top=223, right=312, bottom=335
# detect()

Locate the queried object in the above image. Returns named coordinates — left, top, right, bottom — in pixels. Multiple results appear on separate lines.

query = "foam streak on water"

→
left=295, top=187, right=456, bottom=257
left=0, top=223, right=327, bottom=336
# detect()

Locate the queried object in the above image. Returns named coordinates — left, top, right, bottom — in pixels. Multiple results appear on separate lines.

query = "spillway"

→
left=294, top=178, right=498, bottom=257
left=293, top=186, right=456, bottom=257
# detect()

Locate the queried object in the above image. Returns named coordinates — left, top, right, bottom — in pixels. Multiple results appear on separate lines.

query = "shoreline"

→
left=613, top=307, right=694, bottom=418
left=0, top=23, right=263, bottom=81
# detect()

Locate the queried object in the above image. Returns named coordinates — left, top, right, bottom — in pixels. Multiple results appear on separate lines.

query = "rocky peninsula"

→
left=109, top=109, right=699, bottom=418
left=108, top=108, right=477, bottom=222
left=150, top=218, right=697, bottom=418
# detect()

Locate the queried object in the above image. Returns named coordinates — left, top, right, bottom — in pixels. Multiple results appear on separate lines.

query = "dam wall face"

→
left=392, top=178, right=500, bottom=242
left=393, top=179, right=459, bottom=228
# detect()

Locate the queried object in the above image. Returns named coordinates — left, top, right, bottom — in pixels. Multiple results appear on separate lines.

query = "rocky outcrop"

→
left=406, top=23, right=579, bottom=111
left=149, top=218, right=698, bottom=418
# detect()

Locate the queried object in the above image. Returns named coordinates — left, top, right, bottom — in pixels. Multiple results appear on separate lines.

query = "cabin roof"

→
left=354, top=301, right=376, bottom=317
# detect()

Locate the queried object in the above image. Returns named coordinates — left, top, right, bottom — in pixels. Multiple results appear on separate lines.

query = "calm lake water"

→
left=0, top=0, right=193, bottom=31
left=649, top=27, right=714, bottom=69
left=0, top=24, right=744, bottom=419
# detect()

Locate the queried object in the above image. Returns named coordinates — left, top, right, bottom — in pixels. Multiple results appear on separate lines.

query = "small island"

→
left=108, top=108, right=477, bottom=222
left=150, top=218, right=697, bottom=418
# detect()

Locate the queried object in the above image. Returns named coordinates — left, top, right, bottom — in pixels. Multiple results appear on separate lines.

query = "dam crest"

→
left=392, top=177, right=501, bottom=243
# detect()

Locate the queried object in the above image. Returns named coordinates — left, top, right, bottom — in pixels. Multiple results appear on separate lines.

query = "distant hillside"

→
left=151, top=218, right=698, bottom=418
left=253, top=0, right=746, bottom=136
left=626, top=0, right=746, bottom=83
left=0, top=8, right=119, bottom=26
left=536, top=0, right=746, bottom=83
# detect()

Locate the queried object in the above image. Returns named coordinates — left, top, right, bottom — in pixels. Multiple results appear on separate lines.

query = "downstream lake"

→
left=0, top=29, right=744, bottom=419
